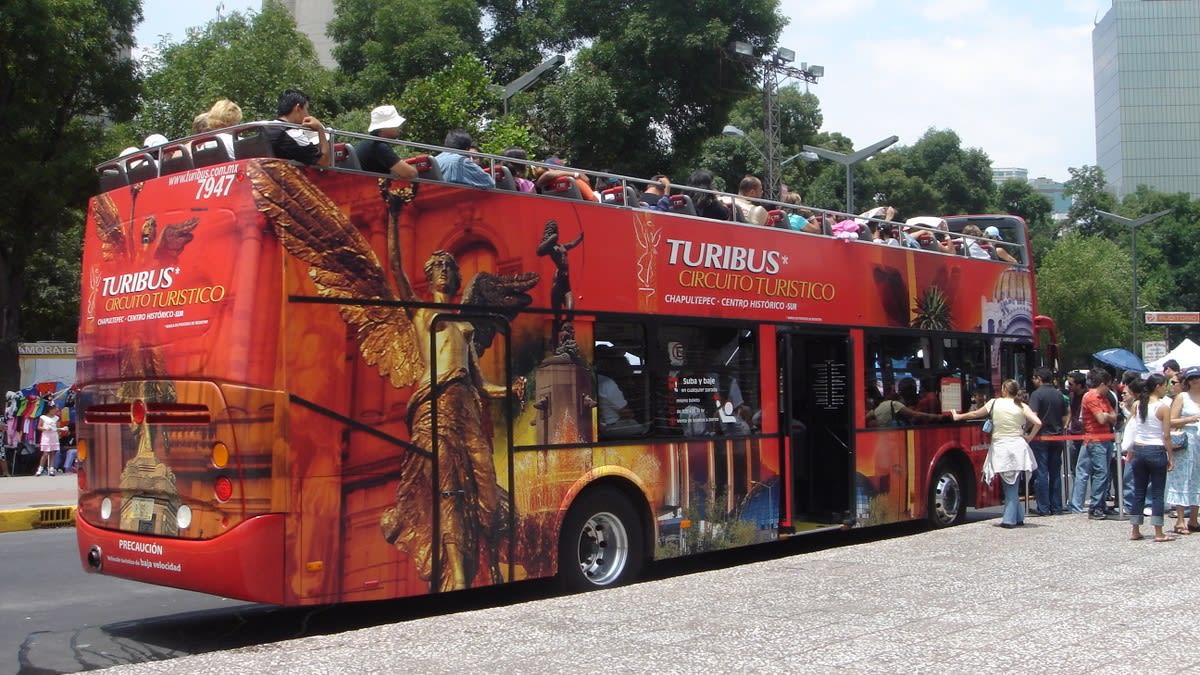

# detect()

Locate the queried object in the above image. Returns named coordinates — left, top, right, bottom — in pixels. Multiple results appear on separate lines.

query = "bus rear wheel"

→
left=928, top=461, right=967, bottom=527
left=559, top=487, right=644, bottom=591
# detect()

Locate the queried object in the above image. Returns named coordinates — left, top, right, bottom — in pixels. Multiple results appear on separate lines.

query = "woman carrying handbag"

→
left=953, top=380, right=1041, bottom=528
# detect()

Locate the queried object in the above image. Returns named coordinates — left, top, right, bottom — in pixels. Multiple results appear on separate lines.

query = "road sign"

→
left=1143, top=340, right=1168, bottom=362
left=1145, top=311, right=1200, bottom=325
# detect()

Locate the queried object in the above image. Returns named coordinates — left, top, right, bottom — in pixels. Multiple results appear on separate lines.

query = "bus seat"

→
left=543, top=175, right=582, bottom=200
left=98, top=161, right=127, bottom=192
left=486, top=165, right=516, bottom=191
left=333, top=143, right=361, bottom=170
left=766, top=209, right=786, bottom=227
left=192, top=136, right=233, bottom=168
left=233, top=127, right=274, bottom=160
left=158, top=143, right=193, bottom=176
left=668, top=194, right=696, bottom=216
left=601, top=186, right=641, bottom=206
left=405, top=154, right=443, bottom=181
left=123, top=151, right=159, bottom=183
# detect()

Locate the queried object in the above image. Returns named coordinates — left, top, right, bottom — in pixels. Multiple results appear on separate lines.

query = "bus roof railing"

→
left=95, top=122, right=1025, bottom=265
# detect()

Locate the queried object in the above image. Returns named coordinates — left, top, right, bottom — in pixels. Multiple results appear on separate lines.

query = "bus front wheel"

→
left=928, top=461, right=967, bottom=527
left=559, top=487, right=644, bottom=591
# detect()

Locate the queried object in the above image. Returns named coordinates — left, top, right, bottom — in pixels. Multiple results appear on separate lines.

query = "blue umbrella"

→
left=1093, top=348, right=1148, bottom=373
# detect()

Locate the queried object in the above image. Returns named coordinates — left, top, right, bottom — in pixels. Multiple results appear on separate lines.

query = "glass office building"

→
left=1094, top=0, right=1200, bottom=198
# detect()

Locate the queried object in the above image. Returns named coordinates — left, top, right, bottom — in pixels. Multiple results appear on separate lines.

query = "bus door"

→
left=778, top=330, right=854, bottom=526
left=428, top=313, right=515, bottom=592
left=999, top=341, right=1033, bottom=390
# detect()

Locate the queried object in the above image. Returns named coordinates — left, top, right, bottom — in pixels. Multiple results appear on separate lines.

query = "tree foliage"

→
left=1064, top=165, right=1118, bottom=237
left=395, top=56, right=500, bottom=146
left=139, top=3, right=333, bottom=140
left=329, top=0, right=481, bottom=107
left=0, top=0, right=141, bottom=389
left=1036, top=234, right=1137, bottom=367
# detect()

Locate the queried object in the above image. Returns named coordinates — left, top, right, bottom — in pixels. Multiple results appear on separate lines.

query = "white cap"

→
left=143, top=133, right=169, bottom=148
left=984, top=225, right=1001, bottom=238
left=368, top=105, right=405, bottom=132
left=119, top=146, right=140, bottom=157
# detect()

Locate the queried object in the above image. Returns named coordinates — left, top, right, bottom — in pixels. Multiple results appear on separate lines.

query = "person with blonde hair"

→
left=953, top=379, right=1041, bottom=528
left=206, top=98, right=243, bottom=129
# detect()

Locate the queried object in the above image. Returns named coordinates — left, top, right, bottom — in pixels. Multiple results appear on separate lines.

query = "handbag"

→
left=981, top=401, right=994, bottom=434
left=1171, top=431, right=1188, bottom=451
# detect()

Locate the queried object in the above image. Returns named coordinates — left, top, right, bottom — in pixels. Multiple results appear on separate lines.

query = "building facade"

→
left=991, top=167, right=1029, bottom=186
left=279, top=0, right=337, bottom=69
left=1093, top=0, right=1200, bottom=199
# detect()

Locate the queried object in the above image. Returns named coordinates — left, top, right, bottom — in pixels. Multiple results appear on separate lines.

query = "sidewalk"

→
left=0, top=473, right=78, bottom=533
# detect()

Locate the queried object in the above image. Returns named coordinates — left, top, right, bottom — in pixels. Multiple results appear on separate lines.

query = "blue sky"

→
left=137, top=0, right=1116, bottom=182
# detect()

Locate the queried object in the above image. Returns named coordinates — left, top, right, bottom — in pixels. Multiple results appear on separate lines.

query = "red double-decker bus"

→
left=75, top=125, right=1055, bottom=604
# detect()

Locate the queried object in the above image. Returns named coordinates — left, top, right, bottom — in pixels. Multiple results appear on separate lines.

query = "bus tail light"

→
left=131, top=399, right=147, bottom=424
left=214, top=475, right=233, bottom=502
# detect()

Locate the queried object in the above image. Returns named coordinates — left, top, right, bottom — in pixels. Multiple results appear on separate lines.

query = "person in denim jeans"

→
left=1029, top=368, right=1067, bottom=515
left=1069, top=369, right=1118, bottom=518
left=1124, top=374, right=1176, bottom=541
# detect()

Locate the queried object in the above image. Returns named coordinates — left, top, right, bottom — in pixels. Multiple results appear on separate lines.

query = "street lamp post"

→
left=723, top=125, right=817, bottom=184
left=729, top=42, right=822, bottom=201
left=501, top=54, right=565, bottom=115
left=802, top=136, right=899, bottom=213
left=1097, top=209, right=1172, bottom=354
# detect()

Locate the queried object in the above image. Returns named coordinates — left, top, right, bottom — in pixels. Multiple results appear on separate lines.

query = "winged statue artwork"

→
left=248, top=160, right=539, bottom=592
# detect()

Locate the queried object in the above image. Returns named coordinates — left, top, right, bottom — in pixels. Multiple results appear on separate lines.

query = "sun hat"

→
left=368, top=105, right=405, bottom=132
left=143, top=133, right=169, bottom=148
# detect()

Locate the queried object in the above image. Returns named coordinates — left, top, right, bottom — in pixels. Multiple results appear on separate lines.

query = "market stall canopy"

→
left=1145, top=338, right=1200, bottom=372
left=1093, top=348, right=1148, bottom=373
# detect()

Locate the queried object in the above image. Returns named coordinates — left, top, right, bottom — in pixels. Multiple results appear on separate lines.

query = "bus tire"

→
left=928, top=460, right=967, bottom=527
left=559, top=486, right=644, bottom=591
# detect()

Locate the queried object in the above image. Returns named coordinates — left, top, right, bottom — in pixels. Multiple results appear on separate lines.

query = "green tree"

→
left=394, top=55, right=502, bottom=146
left=1063, top=165, right=1118, bottom=237
left=554, top=0, right=785, bottom=175
left=867, top=129, right=995, bottom=218
left=138, top=3, right=333, bottom=140
left=1036, top=233, right=1163, bottom=366
left=329, top=0, right=482, bottom=107
left=996, top=179, right=1054, bottom=267
left=0, top=0, right=142, bottom=389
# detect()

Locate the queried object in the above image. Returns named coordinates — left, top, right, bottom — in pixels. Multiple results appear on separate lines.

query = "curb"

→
left=0, top=506, right=77, bottom=533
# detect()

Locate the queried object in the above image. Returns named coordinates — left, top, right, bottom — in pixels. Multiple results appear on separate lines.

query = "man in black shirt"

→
left=355, top=105, right=418, bottom=178
left=265, top=89, right=331, bottom=167
left=1029, top=367, right=1068, bottom=515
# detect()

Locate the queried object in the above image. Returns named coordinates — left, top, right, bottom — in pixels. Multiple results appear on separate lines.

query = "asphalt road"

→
left=2, top=517, right=952, bottom=674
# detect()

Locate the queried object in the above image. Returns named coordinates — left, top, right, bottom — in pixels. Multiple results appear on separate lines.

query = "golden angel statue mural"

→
left=249, top=161, right=539, bottom=592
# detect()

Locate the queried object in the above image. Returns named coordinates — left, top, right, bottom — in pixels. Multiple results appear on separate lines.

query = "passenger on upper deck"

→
left=355, top=105, right=418, bottom=179
left=781, top=193, right=818, bottom=232
left=686, top=170, right=731, bottom=221
left=435, top=129, right=495, bottom=188
left=502, top=147, right=536, bottom=192
left=265, top=89, right=331, bottom=167
left=984, top=225, right=1019, bottom=263
left=206, top=98, right=243, bottom=156
left=531, top=157, right=597, bottom=200
left=959, top=225, right=992, bottom=259
left=639, top=174, right=671, bottom=210
left=733, top=176, right=768, bottom=225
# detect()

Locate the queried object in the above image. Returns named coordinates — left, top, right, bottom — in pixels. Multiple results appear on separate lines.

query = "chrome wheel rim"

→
left=576, top=511, right=629, bottom=586
left=932, top=470, right=962, bottom=525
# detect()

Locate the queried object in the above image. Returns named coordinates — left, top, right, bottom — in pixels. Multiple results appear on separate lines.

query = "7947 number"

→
left=195, top=174, right=235, bottom=200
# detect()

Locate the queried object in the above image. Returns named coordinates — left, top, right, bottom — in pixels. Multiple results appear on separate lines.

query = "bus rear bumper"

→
left=77, top=513, right=285, bottom=605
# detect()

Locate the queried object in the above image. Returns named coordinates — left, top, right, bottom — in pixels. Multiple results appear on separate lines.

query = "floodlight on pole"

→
left=1097, top=209, right=1172, bottom=353
left=728, top=41, right=824, bottom=201
left=502, top=54, right=565, bottom=115
left=803, top=135, right=899, bottom=213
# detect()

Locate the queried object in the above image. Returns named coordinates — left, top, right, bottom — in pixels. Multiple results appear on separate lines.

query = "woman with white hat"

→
left=355, top=104, right=417, bottom=178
